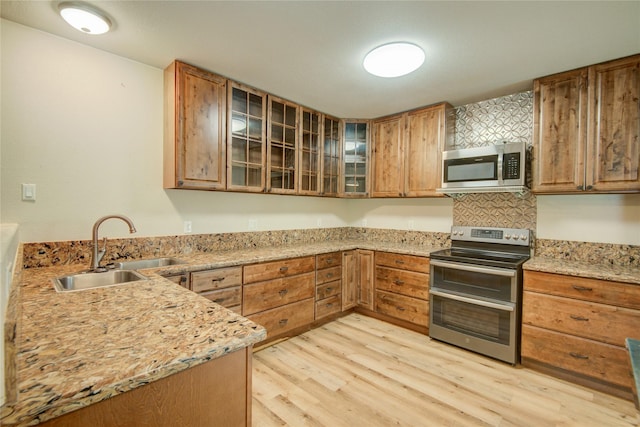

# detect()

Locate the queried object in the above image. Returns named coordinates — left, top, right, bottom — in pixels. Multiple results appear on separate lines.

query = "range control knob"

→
left=520, top=234, right=528, bottom=241
left=505, top=234, right=511, bottom=239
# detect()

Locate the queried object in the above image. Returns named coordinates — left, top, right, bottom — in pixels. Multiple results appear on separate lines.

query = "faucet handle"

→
left=97, top=237, right=107, bottom=264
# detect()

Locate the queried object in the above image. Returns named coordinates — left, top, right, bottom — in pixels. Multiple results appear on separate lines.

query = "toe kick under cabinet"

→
left=242, top=256, right=316, bottom=340
left=522, top=270, right=640, bottom=400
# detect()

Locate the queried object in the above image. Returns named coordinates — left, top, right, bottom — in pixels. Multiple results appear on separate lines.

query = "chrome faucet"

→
left=89, top=214, right=137, bottom=272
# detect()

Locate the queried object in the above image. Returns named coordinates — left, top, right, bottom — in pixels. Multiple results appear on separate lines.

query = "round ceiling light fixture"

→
left=58, top=2, right=112, bottom=35
left=363, top=42, right=425, bottom=78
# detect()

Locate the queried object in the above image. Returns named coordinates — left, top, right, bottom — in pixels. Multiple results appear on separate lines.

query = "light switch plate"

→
left=21, top=184, right=36, bottom=201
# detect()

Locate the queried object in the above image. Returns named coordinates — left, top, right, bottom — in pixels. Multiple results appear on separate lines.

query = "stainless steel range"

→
left=429, top=225, right=531, bottom=365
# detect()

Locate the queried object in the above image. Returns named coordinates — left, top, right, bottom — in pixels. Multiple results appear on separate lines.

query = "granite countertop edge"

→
left=524, top=256, right=640, bottom=285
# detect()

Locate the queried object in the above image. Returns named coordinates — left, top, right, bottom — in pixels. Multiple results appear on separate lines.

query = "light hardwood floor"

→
left=252, top=313, right=638, bottom=427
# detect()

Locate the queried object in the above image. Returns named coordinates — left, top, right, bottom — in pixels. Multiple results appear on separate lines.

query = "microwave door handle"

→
left=497, top=151, right=504, bottom=182
left=430, top=289, right=515, bottom=312
left=430, top=260, right=517, bottom=278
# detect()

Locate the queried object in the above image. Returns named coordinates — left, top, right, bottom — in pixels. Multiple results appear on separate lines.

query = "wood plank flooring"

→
left=252, top=313, right=638, bottom=427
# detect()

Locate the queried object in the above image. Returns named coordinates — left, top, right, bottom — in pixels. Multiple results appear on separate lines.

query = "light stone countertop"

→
left=524, top=256, right=640, bottom=285
left=0, top=240, right=441, bottom=426
left=3, top=239, right=638, bottom=426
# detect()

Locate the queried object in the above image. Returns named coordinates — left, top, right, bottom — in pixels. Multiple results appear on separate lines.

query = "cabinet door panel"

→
left=532, top=69, right=588, bottom=192
left=191, top=267, right=242, bottom=293
left=372, top=114, right=404, bottom=197
left=588, top=56, right=640, bottom=191
left=248, top=298, right=314, bottom=338
left=405, top=104, right=452, bottom=197
left=375, top=267, right=429, bottom=300
left=375, top=252, right=430, bottom=274
left=243, top=256, right=315, bottom=284
left=357, top=250, right=375, bottom=310
left=342, top=251, right=358, bottom=310
left=315, top=294, right=342, bottom=320
left=376, top=290, right=429, bottom=326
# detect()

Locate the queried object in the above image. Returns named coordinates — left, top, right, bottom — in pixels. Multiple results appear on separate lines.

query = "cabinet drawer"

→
left=317, top=266, right=342, bottom=285
left=191, top=267, right=242, bottom=293
left=375, top=266, right=429, bottom=299
left=376, top=290, right=429, bottom=326
left=316, top=279, right=341, bottom=300
left=524, top=270, right=640, bottom=309
left=317, top=252, right=342, bottom=270
left=243, top=256, right=315, bottom=284
left=248, top=298, right=314, bottom=338
left=200, top=286, right=242, bottom=308
left=243, top=272, right=315, bottom=315
left=375, top=252, right=430, bottom=274
left=521, top=325, right=633, bottom=389
left=523, top=291, right=640, bottom=347
left=316, top=294, right=342, bottom=320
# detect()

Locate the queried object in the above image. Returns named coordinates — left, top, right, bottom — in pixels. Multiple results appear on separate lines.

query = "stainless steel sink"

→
left=113, top=257, right=186, bottom=270
left=53, top=269, right=147, bottom=292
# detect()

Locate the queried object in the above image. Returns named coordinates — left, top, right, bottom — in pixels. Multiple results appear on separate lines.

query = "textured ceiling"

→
left=1, top=1, right=639, bottom=118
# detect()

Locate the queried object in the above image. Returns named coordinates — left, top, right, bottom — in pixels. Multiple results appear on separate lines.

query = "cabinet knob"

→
left=576, top=185, right=584, bottom=190
left=278, top=318, right=288, bottom=326
left=569, top=314, right=589, bottom=321
left=279, top=266, right=289, bottom=273
left=396, top=306, right=406, bottom=312
left=569, top=352, right=589, bottom=360
left=394, top=280, right=405, bottom=285
left=586, top=185, right=593, bottom=190
left=571, top=285, right=593, bottom=292
left=279, top=289, right=289, bottom=297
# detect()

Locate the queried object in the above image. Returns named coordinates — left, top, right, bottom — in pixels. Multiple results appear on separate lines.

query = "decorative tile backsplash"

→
left=452, top=192, right=537, bottom=231
left=452, top=91, right=533, bottom=149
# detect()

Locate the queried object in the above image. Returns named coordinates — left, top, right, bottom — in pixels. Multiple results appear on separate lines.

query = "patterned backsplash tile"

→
left=452, top=192, right=537, bottom=231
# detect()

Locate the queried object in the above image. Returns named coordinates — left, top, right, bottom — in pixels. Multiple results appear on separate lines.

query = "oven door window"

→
left=432, top=294, right=512, bottom=345
left=431, top=262, right=515, bottom=301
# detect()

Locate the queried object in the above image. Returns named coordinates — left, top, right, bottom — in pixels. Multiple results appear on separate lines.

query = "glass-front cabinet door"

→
left=227, top=82, right=267, bottom=192
left=267, top=96, right=299, bottom=194
left=299, top=108, right=321, bottom=195
left=322, top=116, right=341, bottom=196
left=342, top=120, right=370, bottom=197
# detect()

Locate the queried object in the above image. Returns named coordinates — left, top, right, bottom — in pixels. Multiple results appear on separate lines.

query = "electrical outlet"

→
left=21, top=183, right=36, bottom=201
left=408, top=219, right=415, bottom=230
left=316, top=218, right=322, bottom=227
left=183, top=221, right=192, bottom=233
left=248, top=219, right=257, bottom=230
left=362, top=219, right=368, bottom=227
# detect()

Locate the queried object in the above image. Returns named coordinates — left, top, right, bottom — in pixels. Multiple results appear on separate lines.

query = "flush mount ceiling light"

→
left=363, top=42, right=425, bottom=78
left=58, top=2, right=112, bottom=35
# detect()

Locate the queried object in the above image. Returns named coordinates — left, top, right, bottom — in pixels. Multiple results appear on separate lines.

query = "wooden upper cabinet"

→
left=405, top=103, right=453, bottom=197
left=371, top=103, right=453, bottom=198
left=267, top=96, right=299, bottom=194
left=322, top=116, right=342, bottom=197
left=227, top=82, right=267, bottom=192
left=533, top=68, right=588, bottom=192
left=298, top=108, right=321, bottom=195
left=371, top=114, right=405, bottom=197
left=533, top=54, right=640, bottom=194
left=164, top=61, right=227, bottom=190
left=587, top=55, right=640, bottom=192
left=341, top=120, right=370, bottom=197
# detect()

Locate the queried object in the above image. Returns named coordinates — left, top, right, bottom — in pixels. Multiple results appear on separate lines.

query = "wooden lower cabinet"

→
left=522, top=270, right=640, bottom=400
left=40, top=347, right=253, bottom=427
left=342, top=250, right=374, bottom=311
left=191, top=266, right=243, bottom=313
left=374, top=252, right=430, bottom=329
left=315, top=252, right=343, bottom=320
left=243, top=256, right=316, bottom=341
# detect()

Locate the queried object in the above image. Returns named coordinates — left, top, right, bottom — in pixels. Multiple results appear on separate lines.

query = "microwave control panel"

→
left=503, top=152, right=521, bottom=179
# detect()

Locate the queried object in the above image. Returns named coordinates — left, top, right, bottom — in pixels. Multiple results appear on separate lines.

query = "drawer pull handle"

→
left=279, top=266, right=289, bottom=273
left=326, top=273, right=333, bottom=278
left=211, top=277, right=224, bottom=283
left=326, top=303, right=333, bottom=308
left=396, top=306, right=406, bottom=311
left=279, top=319, right=288, bottom=326
left=326, top=287, right=332, bottom=292
left=569, top=352, right=589, bottom=360
left=394, top=280, right=405, bottom=285
left=572, top=285, right=593, bottom=292
left=327, top=259, right=334, bottom=264
left=570, top=314, right=589, bottom=321
left=279, top=289, right=288, bottom=297
left=395, top=260, right=405, bottom=265
left=213, top=298, right=224, bottom=303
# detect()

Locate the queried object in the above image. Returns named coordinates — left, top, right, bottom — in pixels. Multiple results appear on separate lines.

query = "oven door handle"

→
left=430, top=259, right=517, bottom=277
left=430, top=289, right=515, bottom=312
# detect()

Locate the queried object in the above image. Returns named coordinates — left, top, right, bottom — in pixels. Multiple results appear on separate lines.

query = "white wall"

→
left=537, top=194, right=640, bottom=245
left=1, top=20, right=639, bottom=245
left=0, top=20, right=352, bottom=242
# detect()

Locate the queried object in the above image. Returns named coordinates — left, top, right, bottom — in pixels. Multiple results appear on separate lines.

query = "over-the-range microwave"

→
left=437, top=142, right=528, bottom=194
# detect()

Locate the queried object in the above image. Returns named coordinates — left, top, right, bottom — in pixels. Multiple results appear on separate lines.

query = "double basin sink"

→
left=53, top=257, right=186, bottom=292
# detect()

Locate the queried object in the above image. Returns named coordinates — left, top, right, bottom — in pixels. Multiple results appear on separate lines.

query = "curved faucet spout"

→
left=90, top=214, right=137, bottom=272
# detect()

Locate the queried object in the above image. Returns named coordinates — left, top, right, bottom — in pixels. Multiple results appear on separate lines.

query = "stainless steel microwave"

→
left=438, top=142, right=528, bottom=194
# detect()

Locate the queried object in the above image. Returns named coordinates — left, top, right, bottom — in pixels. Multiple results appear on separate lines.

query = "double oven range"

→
left=429, top=226, right=531, bottom=365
